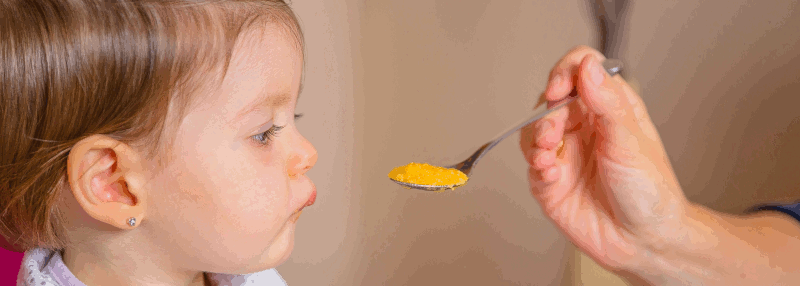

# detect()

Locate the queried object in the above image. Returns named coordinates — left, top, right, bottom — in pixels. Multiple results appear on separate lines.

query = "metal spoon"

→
left=390, top=58, right=624, bottom=191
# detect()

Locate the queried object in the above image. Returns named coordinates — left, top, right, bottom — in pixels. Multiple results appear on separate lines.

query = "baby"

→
left=0, top=1, right=316, bottom=285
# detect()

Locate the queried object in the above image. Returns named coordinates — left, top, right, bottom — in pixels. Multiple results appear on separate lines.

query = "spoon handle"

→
left=454, top=59, right=623, bottom=174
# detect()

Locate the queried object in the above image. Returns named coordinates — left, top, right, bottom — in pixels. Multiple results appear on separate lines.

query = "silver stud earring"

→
left=127, top=217, right=136, bottom=227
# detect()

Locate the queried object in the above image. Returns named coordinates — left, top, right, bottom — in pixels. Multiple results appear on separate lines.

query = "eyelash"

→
left=252, top=113, right=304, bottom=146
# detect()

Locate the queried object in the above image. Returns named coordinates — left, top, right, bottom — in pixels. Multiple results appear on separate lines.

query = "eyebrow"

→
left=233, top=83, right=303, bottom=122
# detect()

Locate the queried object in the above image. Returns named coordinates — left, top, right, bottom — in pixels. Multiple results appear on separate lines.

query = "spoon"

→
left=390, top=58, right=624, bottom=191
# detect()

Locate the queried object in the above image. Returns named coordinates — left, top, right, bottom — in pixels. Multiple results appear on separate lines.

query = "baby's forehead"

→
left=229, top=24, right=303, bottom=75
left=158, top=4, right=306, bottom=121
left=183, top=25, right=303, bottom=125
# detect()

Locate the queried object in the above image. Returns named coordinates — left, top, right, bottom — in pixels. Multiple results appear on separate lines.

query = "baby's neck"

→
left=62, top=247, right=207, bottom=286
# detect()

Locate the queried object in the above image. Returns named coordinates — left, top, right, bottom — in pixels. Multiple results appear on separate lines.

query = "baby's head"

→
left=0, top=0, right=317, bottom=275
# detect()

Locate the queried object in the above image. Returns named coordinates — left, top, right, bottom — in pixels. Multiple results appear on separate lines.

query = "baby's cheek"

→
left=224, top=180, right=291, bottom=230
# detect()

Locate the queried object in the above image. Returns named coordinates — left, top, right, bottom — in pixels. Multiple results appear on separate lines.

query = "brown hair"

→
left=0, top=0, right=304, bottom=251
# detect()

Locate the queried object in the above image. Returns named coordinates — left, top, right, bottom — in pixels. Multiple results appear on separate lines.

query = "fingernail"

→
left=590, top=58, right=605, bottom=86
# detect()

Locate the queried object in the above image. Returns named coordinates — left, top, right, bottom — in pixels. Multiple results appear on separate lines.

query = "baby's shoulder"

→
left=17, top=247, right=288, bottom=286
left=206, top=268, right=288, bottom=286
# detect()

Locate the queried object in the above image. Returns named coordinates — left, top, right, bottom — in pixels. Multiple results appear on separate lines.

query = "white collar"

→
left=18, top=248, right=288, bottom=286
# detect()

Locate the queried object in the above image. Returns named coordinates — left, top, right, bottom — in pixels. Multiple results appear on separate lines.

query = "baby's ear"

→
left=67, top=135, right=148, bottom=229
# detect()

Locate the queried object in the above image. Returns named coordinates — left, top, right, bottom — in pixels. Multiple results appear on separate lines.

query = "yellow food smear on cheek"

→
left=388, top=162, right=468, bottom=186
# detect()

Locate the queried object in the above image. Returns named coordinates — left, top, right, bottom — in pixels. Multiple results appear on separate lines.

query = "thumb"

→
left=576, top=55, right=631, bottom=121
left=576, top=55, right=642, bottom=155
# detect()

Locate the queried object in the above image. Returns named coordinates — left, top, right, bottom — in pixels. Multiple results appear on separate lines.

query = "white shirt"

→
left=17, top=248, right=288, bottom=286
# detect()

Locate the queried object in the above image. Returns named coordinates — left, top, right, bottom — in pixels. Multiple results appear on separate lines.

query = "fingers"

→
left=539, top=106, right=569, bottom=150
left=520, top=104, right=569, bottom=173
left=528, top=132, right=581, bottom=199
left=523, top=47, right=600, bottom=177
left=525, top=45, right=666, bottom=184
left=520, top=111, right=555, bottom=168
left=544, top=46, right=606, bottom=102
left=524, top=147, right=554, bottom=168
left=528, top=162, right=561, bottom=186
left=520, top=99, right=569, bottom=153
left=544, top=45, right=638, bottom=131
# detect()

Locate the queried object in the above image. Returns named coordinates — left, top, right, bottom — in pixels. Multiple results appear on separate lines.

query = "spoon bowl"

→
left=389, top=177, right=466, bottom=192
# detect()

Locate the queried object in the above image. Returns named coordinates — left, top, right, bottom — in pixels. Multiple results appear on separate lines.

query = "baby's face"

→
left=144, top=24, right=316, bottom=273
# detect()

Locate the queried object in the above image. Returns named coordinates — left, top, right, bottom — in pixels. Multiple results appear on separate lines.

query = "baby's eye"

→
left=251, top=114, right=303, bottom=146
left=252, top=125, right=284, bottom=146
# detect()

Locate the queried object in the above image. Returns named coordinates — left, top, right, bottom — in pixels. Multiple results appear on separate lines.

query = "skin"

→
left=521, top=46, right=800, bottom=285
left=59, top=23, right=316, bottom=286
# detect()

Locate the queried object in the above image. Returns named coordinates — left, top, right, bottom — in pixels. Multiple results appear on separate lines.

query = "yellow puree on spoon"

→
left=388, top=162, right=468, bottom=188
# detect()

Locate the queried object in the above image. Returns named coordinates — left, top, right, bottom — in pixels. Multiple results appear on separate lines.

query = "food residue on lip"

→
left=388, top=162, right=468, bottom=188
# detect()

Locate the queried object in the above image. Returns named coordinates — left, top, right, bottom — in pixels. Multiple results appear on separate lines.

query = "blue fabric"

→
left=750, top=202, right=800, bottom=223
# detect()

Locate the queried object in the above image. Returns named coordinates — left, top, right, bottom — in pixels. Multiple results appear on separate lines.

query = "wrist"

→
left=623, top=203, right=797, bottom=286
left=613, top=203, right=715, bottom=285
left=639, top=203, right=727, bottom=285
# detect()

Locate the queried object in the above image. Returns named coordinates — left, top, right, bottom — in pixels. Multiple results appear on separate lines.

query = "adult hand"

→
left=520, top=46, right=691, bottom=274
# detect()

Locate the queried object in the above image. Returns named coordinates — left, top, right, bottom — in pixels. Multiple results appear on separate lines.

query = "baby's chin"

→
left=267, top=221, right=297, bottom=267
left=207, top=217, right=298, bottom=275
left=249, top=217, right=298, bottom=271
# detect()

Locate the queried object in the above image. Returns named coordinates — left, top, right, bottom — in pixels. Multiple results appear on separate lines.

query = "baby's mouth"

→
left=290, top=190, right=316, bottom=222
left=288, top=184, right=317, bottom=223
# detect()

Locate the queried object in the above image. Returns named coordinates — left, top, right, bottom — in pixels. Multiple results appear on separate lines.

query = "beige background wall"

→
left=280, top=1, right=800, bottom=285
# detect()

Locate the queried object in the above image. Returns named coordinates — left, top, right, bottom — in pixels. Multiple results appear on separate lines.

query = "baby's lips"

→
left=304, top=190, right=316, bottom=208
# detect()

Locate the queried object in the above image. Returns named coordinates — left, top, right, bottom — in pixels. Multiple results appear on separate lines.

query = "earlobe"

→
left=67, top=135, right=147, bottom=229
